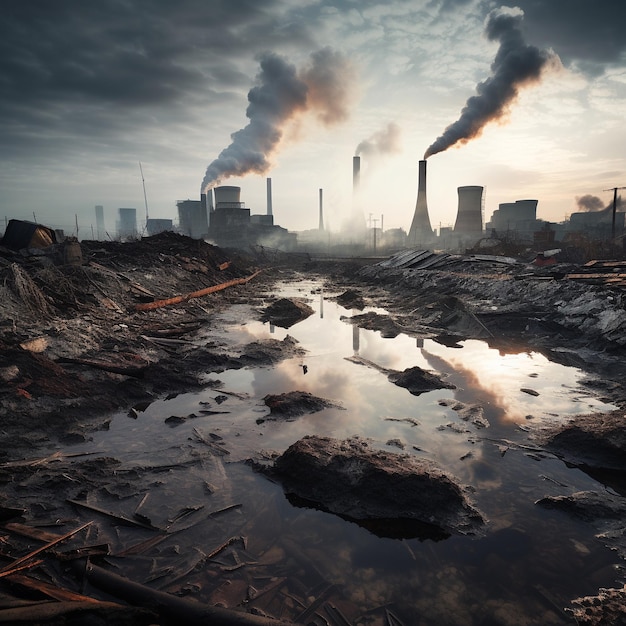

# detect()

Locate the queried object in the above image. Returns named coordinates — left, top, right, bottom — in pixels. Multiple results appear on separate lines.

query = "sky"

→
left=1, top=0, right=625, bottom=238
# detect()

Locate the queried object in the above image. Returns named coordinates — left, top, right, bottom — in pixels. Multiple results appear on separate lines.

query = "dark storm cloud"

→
left=0, top=0, right=313, bottom=159
left=504, top=0, right=626, bottom=72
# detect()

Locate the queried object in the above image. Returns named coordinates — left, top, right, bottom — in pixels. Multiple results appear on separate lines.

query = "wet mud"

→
left=2, top=235, right=626, bottom=623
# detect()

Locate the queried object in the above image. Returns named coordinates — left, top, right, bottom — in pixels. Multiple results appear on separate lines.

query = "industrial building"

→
left=117, top=208, right=138, bottom=240
left=177, top=199, right=209, bottom=240
left=486, top=199, right=540, bottom=243
left=207, top=184, right=296, bottom=250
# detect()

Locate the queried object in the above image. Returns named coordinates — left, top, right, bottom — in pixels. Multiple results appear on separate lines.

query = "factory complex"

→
left=4, top=156, right=622, bottom=258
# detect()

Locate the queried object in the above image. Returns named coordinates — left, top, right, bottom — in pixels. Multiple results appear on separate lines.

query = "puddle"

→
left=71, top=278, right=621, bottom=624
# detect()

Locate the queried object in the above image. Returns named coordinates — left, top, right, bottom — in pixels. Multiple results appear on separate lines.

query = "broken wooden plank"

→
left=3, top=522, right=62, bottom=543
left=6, top=572, right=105, bottom=603
left=67, top=500, right=157, bottom=530
left=0, top=600, right=128, bottom=623
left=0, top=521, right=92, bottom=577
left=133, top=270, right=262, bottom=311
left=57, top=352, right=149, bottom=378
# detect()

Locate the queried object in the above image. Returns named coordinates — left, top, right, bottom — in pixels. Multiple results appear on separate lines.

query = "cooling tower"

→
left=214, top=186, right=242, bottom=208
left=95, top=205, right=105, bottom=240
left=454, top=186, right=484, bottom=235
left=407, top=160, right=433, bottom=245
left=266, top=178, right=273, bottom=216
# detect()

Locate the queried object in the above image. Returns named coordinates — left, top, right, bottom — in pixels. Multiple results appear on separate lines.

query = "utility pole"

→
left=603, top=186, right=626, bottom=240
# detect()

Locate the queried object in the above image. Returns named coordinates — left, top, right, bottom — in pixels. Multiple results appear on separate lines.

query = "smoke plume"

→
left=576, top=193, right=624, bottom=212
left=424, top=6, right=557, bottom=159
left=201, top=48, right=355, bottom=193
left=356, top=122, right=401, bottom=157
left=576, top=194, right=605, bottom=212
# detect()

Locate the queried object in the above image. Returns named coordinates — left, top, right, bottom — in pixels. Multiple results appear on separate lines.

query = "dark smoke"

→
left=201, top=48, right=354, bottom=193
left=424, top=6, right=557, bottom=159
left=576, top=194, right=605, bottom=212
left=356, top=122, right=401, bottom=157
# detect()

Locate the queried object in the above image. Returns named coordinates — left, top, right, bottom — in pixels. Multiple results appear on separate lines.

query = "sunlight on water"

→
left=76, top=278, right=621, bottom=625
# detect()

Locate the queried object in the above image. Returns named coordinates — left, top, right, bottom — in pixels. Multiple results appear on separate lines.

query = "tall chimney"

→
left=319, top=188, right=324, bottom=231
left=352, top=156, right=361, bottom=193
left=266, top=178, right=273, bottom=216
left=407, top=159, right=433, bottom=247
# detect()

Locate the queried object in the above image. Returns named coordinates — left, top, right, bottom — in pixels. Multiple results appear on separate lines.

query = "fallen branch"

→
left=134, top=270, right=262, bottom=312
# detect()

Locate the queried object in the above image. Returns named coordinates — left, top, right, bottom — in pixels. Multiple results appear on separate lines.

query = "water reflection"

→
left=71, top=279, right=621, bottom=625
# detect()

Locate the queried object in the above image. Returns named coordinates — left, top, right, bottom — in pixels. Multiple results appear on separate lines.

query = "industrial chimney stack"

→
left=266, top=178, right=273, bottom=216
left=319, top=188, right=324, bottom=231
left=407, top=159, right=433, bottom=246
left=353, top=156, right=361, bottom=192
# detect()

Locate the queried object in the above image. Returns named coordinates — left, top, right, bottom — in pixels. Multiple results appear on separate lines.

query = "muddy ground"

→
left=2, top=232, right=626, bottom=624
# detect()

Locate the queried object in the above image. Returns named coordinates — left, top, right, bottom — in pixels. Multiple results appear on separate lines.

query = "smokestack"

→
left=353, top=156, right=360, bottom=192
left=319, top=188, right=324, bottom=230
left=454, top=186, right=484, bottom=235
left=266, top=178, right=273, bottom=216
left=407, top=160, right=432, bottom=246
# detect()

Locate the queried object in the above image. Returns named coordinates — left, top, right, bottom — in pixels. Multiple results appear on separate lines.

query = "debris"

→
left=57, top=352, right=150, bottom=378
left=67, top=500, right=157, bottom=530
left=134, top=270, right=262, bottom=311
left=0, top=521, right=92, bottom=578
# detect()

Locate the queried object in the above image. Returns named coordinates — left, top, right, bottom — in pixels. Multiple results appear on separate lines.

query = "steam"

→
left=356, top=122, right=401, bottom=157
left=201, top=48, right=355, bottom=193
left=424, top=6, right=557, bottom=159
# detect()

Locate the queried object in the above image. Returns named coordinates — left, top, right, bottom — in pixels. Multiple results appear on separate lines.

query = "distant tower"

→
left=407, top=160, right=433, bottom=246
left=318, top=188, right=324, bottom=231
left=117, top=208, right=138, bottom=240
left=266, top=178, right=273, bottom=216
left=95, top=205, right=105, bottom=240
left=353, top=156, right=361, bottom=191
left=454, top=186, right=484, bottom=235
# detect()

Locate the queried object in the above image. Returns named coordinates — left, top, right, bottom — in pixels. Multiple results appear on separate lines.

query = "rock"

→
left=260, top=298, right=314, bottom=328
left=262, top=391, right=343, bottom=419
left=269, top=435, right=485, bottom=538
left=336, top=289, right=365, bottom=310
left=533, top=412, right=626, bottom=471
left=388, top=366, right=456, bottom=396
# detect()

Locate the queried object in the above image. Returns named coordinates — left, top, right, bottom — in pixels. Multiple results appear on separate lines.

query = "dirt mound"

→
left=260, top=298, right=314, bottom=328
left=262, top=391, right=343, bottom=419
